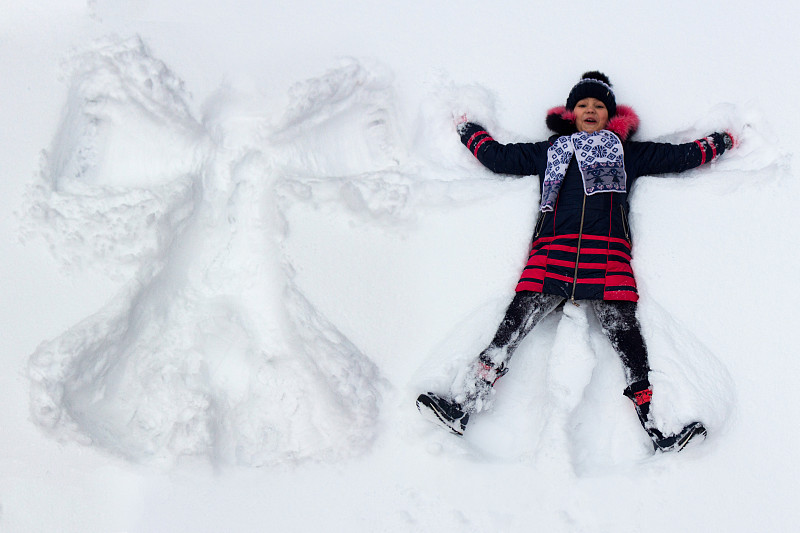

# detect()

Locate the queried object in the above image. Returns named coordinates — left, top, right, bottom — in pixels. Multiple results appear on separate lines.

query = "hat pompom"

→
left=581, top=71, right=612, bottom=86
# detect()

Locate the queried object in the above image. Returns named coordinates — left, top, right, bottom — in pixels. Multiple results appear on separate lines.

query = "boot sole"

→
left=416, top=394, right=465, bottom=436
left=655, top=422, right=707, bottom=453
left=675, top=422, right=707, bottom=452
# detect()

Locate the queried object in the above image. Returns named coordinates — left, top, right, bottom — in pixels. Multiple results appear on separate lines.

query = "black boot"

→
left=416, top=392, right=470, bottom=436
left=416, top=356, right=507, bottom=436
left=624, top=380, right=707, bottom=452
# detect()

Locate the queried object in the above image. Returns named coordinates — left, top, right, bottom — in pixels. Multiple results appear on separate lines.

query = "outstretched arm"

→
left=628, top=132, right=735, bottom=177
left=458, top=121, right=544, bottom=176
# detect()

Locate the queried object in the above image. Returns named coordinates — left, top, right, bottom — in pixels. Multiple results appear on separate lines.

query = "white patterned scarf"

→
left=540, top=130, right=627, bottom=212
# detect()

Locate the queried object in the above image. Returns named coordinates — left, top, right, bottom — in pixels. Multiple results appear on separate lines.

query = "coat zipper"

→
left=570, top=194, right=587, bottom=306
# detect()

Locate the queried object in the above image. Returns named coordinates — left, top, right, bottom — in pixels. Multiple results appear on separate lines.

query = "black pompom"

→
left=581, top=71, right=612, bottom=86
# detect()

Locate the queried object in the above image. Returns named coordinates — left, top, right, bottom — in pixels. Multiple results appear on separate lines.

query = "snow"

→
left=3, top=1, right=800, bottom=531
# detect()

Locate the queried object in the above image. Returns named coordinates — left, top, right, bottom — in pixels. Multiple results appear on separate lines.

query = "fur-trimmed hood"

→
left=546, top=105, right=640, bottom=141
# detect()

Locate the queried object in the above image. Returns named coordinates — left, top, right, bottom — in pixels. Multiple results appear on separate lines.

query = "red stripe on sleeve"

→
left=466, top=130, right=488, bottom=150
left=473, top=137, right=493, bottom=157
left=694, top=140, right=707, bottom=165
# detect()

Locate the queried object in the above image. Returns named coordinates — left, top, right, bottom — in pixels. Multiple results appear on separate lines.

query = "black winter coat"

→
left=460, top=106, right=728, bottom=302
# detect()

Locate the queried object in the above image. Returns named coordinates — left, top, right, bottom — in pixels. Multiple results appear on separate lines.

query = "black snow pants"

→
left=463, top=291, right=650, bottom=410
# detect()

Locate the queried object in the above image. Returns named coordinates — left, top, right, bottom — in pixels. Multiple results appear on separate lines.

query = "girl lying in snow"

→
left=417, top=71, right=734, bottom=452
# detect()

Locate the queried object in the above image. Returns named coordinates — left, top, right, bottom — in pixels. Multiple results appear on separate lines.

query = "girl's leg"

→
left=590, top=300, right=706, bottom=451
left=591, top=299, right=657, bottom=432
left=590, top=299, right=650, bottom=386
left=459, top=291, right=564, bottom=411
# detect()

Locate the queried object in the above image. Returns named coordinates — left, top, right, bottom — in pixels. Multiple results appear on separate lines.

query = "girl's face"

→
left=574, top=97, right=609, bottom=133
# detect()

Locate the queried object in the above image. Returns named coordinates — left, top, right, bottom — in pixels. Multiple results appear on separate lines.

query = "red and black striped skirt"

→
left=515, top=233, right=638, bottom=302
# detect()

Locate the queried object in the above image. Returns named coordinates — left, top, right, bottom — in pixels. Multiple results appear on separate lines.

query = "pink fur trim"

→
left=548, top=106, right=575, bottom=121
left=606, top=105, right=639, bottom=141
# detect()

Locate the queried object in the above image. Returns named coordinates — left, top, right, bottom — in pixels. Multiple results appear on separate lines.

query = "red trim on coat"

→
left=532, top=246, right=632, bottom=262
left=531, top=234, right=632, bottom=247
left=528, top=271, right=608, bottom=284
left=518, top=229, right=639, bottom=302
left=466, top=130, right=486, bottom=150
left=603, top=290, right=639, bottom=302
left=694, top=140, right=707, bottom=165
left=604, top=275, right=637, bottom=287
left=516, top=280, right=544, bottom=291
left=473, top=137, right=492, bottom=157
left=544, top=258, right=614, bottom=270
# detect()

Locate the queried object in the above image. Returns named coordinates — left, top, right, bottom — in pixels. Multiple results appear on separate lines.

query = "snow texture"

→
left=3, top=1, right=800, bottom=531
left=25, top=37, right=383, bottom=467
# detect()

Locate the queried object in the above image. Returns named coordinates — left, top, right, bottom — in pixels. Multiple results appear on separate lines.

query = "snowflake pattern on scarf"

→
left=540, top=130, right=626, bottom=212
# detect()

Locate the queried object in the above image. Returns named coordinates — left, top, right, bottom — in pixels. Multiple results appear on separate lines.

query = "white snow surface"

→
left=3, top=1, right=800, bottom=531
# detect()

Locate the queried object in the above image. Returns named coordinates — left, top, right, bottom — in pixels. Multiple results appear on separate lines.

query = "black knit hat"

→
left=565, top=71, right=617, bottom=118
